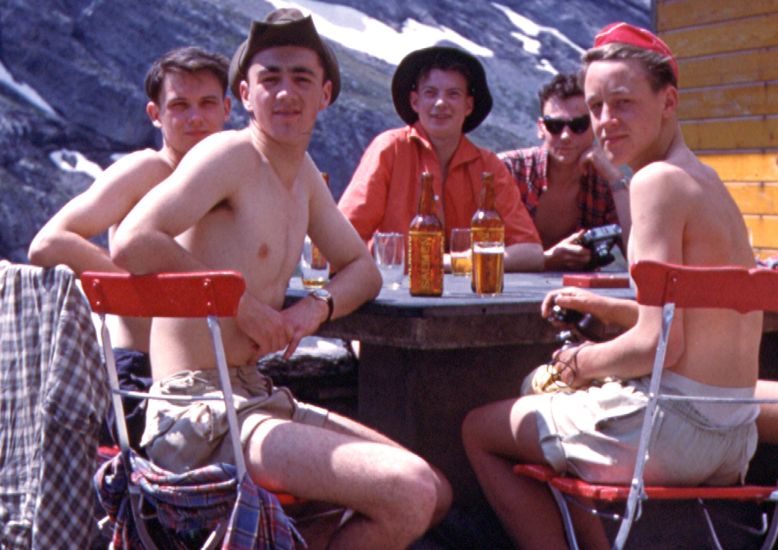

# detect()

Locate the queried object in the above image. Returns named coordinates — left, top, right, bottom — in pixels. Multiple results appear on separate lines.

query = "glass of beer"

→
left=450, top=228, right=472, bottom=276
left=300, top=236, right=329, bottom=288
left=472, top=241, right=504, bottom=295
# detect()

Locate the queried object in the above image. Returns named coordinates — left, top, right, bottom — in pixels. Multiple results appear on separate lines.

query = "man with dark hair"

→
left=112, top=9, right=451, bottom=548
left=499, top=72, right=630, bottom=271
left=29, top=46, right=231, bottom=445
left=339, top=46, right=543, bottom=271
left=464, top=22, right=760, bottom=549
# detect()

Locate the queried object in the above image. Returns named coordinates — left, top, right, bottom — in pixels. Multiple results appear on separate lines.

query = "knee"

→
left=373, top=456, right=443, bottom=538
left=462, top=405, right=487, bottom=454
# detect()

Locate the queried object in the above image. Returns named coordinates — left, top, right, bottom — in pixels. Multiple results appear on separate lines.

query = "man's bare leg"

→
left=245, top=416, right=449, bottom=550
left=756, top=380, right=778, bottom=443
left=462, top=396, right=608, bottom=550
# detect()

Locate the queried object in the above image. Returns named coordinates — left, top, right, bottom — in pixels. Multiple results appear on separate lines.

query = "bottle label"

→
left=408, top=230, right=443, bottom=296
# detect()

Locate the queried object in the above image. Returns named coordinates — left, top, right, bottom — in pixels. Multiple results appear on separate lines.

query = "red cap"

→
left=593, top=22, right=678, bottom=81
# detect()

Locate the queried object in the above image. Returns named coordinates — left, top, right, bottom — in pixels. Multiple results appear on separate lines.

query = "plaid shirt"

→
left=95, top=450, right=302, bottom=549
left=0, top=262, right=108, bottom=549
left=499, top=146, right=619, bottom=229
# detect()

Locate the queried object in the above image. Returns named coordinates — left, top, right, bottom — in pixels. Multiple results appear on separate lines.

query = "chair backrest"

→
left=81, top=270, right=245, bottom=318
left=80, top=270, right=249, bottom=480
left=631, top=260, right=778, bottom=313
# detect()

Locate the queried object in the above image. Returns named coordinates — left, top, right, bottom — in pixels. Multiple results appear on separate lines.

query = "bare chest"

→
left=534, top=184, right=580, bottom=248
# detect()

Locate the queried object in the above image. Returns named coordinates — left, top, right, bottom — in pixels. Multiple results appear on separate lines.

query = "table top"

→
left=287, top=272, right=633, bottom=349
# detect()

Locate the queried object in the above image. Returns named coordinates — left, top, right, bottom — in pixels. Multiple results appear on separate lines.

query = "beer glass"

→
left=373, top=232, right=405, bottom=289
left=472, top=241, right=504, bottom=295
left=450, top=228, right=472, bottom=276
left=300, top=235, right=329, bottom=288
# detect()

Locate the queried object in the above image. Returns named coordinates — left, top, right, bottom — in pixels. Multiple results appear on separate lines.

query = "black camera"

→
left=579, top=224, right=622, bottom=269
left=549, top=305, right=605, bottom=343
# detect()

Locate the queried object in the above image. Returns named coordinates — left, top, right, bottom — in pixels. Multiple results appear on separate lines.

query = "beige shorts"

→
left=535, top=377, right=758, bottom=486
left=140, top=365, right=329, bottom=473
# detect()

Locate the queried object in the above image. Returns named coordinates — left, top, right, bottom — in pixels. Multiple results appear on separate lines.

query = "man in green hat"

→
left=113, top=8, right=451, bottom=548
left=339, top=46, right=544, bottom=271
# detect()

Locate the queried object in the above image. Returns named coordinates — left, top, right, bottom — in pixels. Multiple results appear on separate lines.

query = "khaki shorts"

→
left=535, top=377, right=757, bottom=486
left=141, top=365, right=329, bottom=473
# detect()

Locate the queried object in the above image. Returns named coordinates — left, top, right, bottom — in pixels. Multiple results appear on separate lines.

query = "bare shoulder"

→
left=93, top=148, right=174, bottom=198
left=175, top=129, right=256, bottom=177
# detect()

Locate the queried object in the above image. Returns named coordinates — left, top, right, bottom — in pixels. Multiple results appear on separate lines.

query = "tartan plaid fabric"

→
left=95, top=450, right=302, bottom=549
left=499, top=146, right=620, bottom=230
left=0, top=262, right=108, bottom=549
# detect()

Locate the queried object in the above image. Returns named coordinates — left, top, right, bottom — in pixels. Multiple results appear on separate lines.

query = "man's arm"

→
left=337, top=133, right=395, bottom=242
left=489, top=156, right=544, bottom=272
left=283, top=174, right=382, bottom=357
left=556, top=163, right=687, bottom=386
left=541, top=286, right=638, bottom=329
left=581, top=143, right=632, bottom=248
left=112, top=134, right=292, bottom=356
left=542, top=230, right=591, bottom=271
left=28, top=150, right=170, bottom=274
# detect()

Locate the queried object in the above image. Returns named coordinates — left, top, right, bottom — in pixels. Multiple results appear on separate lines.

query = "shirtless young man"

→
left=28, top=46, right=231, bottom=444
left=499, top=73, right=631, bottom=271
left=462, top=23, right=760, bottom=549
left=112, top=9, right=451, bottom=549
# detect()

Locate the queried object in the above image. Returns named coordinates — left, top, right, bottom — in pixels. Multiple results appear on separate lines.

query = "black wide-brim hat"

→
left=391, top=46, right=492, bottom=133
left=228, top=8, right=340, bottom=103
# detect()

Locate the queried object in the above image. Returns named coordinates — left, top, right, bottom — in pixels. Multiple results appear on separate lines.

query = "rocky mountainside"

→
left=0, top=0, right=648, bottom=261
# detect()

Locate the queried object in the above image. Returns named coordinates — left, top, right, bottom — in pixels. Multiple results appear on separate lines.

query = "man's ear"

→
left=146, top=101, right=162, bottom=128
left=319, top=80, right=333, bottom=111
left=222, top=96, right=232, bottom=121
left=410, top=91, right=419, bottom=114
left=536, top=117, right=545, bottom=141
left=240, top=80, right=252, bottom=113
left=465, top=95, right=474, bottom=117
left=661, top=85, right=679, bottom=119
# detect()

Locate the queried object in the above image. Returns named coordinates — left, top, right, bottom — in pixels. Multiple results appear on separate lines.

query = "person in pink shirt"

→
left=338, top=46, right=544, bottom=271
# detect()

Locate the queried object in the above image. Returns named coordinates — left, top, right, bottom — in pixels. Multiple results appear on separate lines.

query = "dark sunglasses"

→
left=541, top=114, right=591, bottom=135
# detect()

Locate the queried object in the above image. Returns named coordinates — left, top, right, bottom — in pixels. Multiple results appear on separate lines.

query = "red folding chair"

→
left=514, top=260, right=778, bottom=550
left=82, top=270, right=301, bottom=548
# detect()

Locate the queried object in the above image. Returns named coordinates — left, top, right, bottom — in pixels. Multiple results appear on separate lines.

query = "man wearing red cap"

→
left=463, top=22, right=760, bottom=548
left=113, top=9, right=451, bottom=548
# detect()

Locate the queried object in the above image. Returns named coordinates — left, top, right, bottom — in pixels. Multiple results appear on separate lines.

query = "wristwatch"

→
left=309, top=288, right=334, bottom=323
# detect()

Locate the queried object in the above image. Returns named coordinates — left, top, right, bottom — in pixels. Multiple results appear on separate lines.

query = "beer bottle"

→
left=471, top=172, right=505, bottom=293
left=310, top=173, right=330, bottom=272
left=408, top=172, right=444, bottom=296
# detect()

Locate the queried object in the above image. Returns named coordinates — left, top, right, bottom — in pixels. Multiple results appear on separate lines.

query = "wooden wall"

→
left=654, top=0, right=778, bottom=258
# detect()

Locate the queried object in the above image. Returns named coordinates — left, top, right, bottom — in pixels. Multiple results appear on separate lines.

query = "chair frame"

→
left=82, top=270, right=247, bottom=549
left=515, top=260, right=778, bottom=550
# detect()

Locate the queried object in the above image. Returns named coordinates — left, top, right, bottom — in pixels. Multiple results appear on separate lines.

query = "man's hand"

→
left=543, top=230, right=591, bottom=271
left=236, top=292, right=290, bottom=362
left=580, top=142, right=622, bottom=184
left=541, top=286, right=608, bottom=324
left=280, top=295, right=330, bottom=360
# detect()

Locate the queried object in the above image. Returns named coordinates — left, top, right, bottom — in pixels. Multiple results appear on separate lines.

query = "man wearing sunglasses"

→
left=500, top=73, right=631, bottom=271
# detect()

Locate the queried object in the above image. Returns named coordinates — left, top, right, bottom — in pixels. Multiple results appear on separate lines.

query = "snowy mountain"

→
left=0, top=0, right=649, bottom=261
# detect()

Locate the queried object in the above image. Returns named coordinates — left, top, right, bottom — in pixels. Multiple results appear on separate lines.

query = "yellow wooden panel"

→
left=700, top=154, right=778, bottom=181
left=754, top=247, right=778, bottom=260
left=662, top=14, right=778, bottom=57
left=681, top=118, right=778, bottom=150
left=744, top=215, right=778, bottom=248
left=679, top=82, right=778, bottom=119
left=677, top=48, right=778, bottom=88
left=725, top=182, right=778, bottom=214
left=656, top=0, right=778, bottom=31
